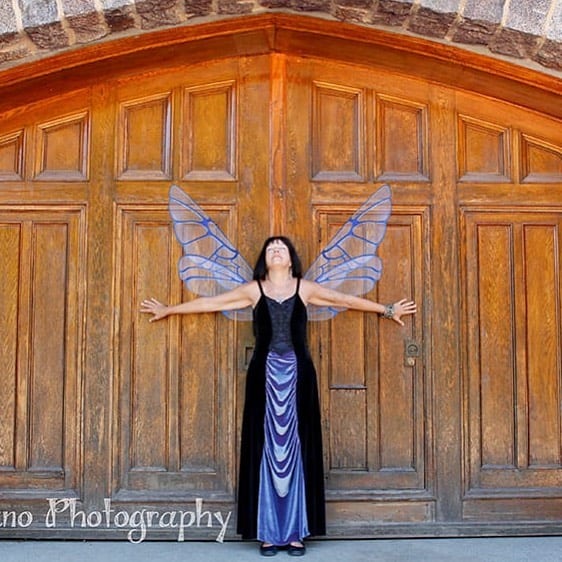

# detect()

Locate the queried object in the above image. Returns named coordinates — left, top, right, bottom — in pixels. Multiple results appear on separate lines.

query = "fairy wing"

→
left=304, top=184, right=392, bottom=320
left=169, top=185, right=253, bottom=320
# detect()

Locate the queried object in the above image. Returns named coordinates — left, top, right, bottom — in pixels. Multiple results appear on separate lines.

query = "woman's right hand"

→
left=140, top=298, right=169, bottom=322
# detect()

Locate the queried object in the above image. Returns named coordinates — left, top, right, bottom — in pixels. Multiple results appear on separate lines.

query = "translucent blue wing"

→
left=169, top=185, right=253, bottom=321
left=304, top=184, right=392, bottom=320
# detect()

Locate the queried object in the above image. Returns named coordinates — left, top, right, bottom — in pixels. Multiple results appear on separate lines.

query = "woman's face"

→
left=265, top=239, right=291, bottom=270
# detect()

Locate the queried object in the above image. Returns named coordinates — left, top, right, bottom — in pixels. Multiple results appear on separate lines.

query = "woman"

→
left=141, top=236, right=416, bottom=556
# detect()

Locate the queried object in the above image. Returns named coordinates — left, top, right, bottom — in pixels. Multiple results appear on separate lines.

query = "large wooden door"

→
left=285, top=57, right=431, bottom=533
left=1, top=27, right=562, bottom=539
left=0, top=56, right=272, bottom=538
left=281, top=55, right=562, bottom=534
left=111, top=58, right=271, bottom=508
left=286, top=59, right=426, bottom=535
left=457, top=94, right=562, bottom=526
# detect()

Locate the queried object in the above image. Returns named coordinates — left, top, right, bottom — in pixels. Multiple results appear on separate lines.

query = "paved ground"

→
left=2, top=537, right=562, bottom=562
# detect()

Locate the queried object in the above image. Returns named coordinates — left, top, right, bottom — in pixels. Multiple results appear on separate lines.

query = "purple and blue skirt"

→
left=256, top=350, right=309, bottom=545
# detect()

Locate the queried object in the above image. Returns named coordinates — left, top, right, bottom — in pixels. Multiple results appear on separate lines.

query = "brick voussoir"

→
left=407, top=6, right=457, bottom=39
left=450, top=17, right=499, bottom=46
left=25, top=22, right=71, bottom=50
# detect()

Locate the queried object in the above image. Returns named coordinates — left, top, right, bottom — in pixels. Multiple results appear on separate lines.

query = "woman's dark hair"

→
left=253, top=236, right=303, bottom=280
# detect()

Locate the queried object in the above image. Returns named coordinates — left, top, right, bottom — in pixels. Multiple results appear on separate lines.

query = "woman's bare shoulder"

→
left=242, top=280, right=261, bottom=304
left=298, top=278, right=318, bottom=303
left=299, top=278, right=319, bottom=291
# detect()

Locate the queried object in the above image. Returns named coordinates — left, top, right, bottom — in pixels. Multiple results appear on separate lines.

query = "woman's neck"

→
left=266, top=268, right=292, bottom=285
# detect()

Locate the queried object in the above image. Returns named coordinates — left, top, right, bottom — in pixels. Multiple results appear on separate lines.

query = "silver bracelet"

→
left=382, top=303, right=395, bottom=319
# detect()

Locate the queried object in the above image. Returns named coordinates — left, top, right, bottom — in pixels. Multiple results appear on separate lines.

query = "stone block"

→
left=0, top=31, right=19, bottom=47
left=289, top=0, right=331, bottom=11
left=451, top=17, right=498, bottom=45
left=0, top=46, right=32, bottom=64
left=0, top=1, right=18, bottom=35
left=335, top=0, right=372, bottom=8
left=217, top=0, right=255, bottom=15
left=104, top=7, right=137, bottom=32
left=136, top=0, right=182, bottom=30
left=489, top=28, right=538, bottom=59
left=334, top=5, right=371, bottom=24
left=371, top=0, right=413, bottom=27
left=546, top=1, right=562, bottom=41
left=261, top=0, right=332, bottom=9
left=407, top=7, right=456, bottom=39
left=532, top=38, right=562, bottom=70
left=184, top=0, right=213, bottom=17
left=19, top=0, right=59, bottom=28
left=68, top=12, right=109, bottom=43
left=259, top=0, right=292, bottom=8
left=462, top=0, right=503, bottom=23
left=504, top=0, right=550, bottom=36
left=61, top=0, right=97, bottom=18
left=25, top=22, right=70, bottom=49
left=418, top=0, right=461, bottom=14
left=101, top=0, right=135, bottom=9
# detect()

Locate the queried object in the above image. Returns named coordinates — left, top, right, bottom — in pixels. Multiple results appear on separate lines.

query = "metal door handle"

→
left=404, top=338, right=421, bottom=367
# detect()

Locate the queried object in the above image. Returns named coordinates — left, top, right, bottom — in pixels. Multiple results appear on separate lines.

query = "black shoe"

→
left=287, top=542, right=306, bottom=556
left=260, top=543, right=278, bottom=557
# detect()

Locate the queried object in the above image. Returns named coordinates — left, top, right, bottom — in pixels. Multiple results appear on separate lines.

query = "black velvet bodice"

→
left=265, top=295, right=296, bottom=354
left=253, top=278, right=308, bottom=359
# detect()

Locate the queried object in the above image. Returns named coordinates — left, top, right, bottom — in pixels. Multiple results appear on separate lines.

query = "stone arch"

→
left=1, top=1, right=561, bottom=76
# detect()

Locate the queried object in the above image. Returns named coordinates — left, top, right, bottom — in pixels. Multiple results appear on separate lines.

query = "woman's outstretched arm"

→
left=140, top=282, right=259, bottom=322
left=300, top=279, right=416, bottom=326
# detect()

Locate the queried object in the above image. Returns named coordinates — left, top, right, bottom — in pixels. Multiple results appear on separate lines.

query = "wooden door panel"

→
left=375, top=94, right=429, bottom=181
left=181, top=81, right=237, bottom=181
left=305, top=65, right=432, bottom=187
left=111, top=56, right=271, bottom=507
left=0, top=223, right=19, bottom=469
left=520, top=134, right=562, bottom=183
left=0, top=208, right=85, bottom=495
left=525, top=225, right=560, bottom=468
left=114, top=205, right=237, bottom=498
left=311, top=81, right=364, bottom=182
left=286, top=57, right=432, bottom=531
left=377, top=215, right=425, bottom=476
left=0, top=129, right=25, bottom=180
left=457, top=114, right=511, bottom=183
left=462, top=210, right=562, bottom=511
left=33, top=112, right=90, bottom=182
left=314, top=208, right=428, bottom=493
left=116, top=93, right=172, bottom=181
left=456, top=91, right=562, bottom=202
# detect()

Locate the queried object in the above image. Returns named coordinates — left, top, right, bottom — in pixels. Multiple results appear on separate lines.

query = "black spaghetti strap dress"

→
left=236, top=278, right=326, bottom=543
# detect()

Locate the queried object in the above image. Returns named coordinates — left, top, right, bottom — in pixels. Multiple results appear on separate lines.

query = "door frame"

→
left=0, top=14, right=561, bottom=540
left=0, top=14, right=560, bottom=120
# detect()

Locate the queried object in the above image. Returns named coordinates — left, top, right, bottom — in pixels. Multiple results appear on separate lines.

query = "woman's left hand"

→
left=390, top=298, right=417, bottom=326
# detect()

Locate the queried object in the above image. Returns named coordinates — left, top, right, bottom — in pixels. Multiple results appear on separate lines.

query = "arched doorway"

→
left=0, top=14, right=561, bottom=539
